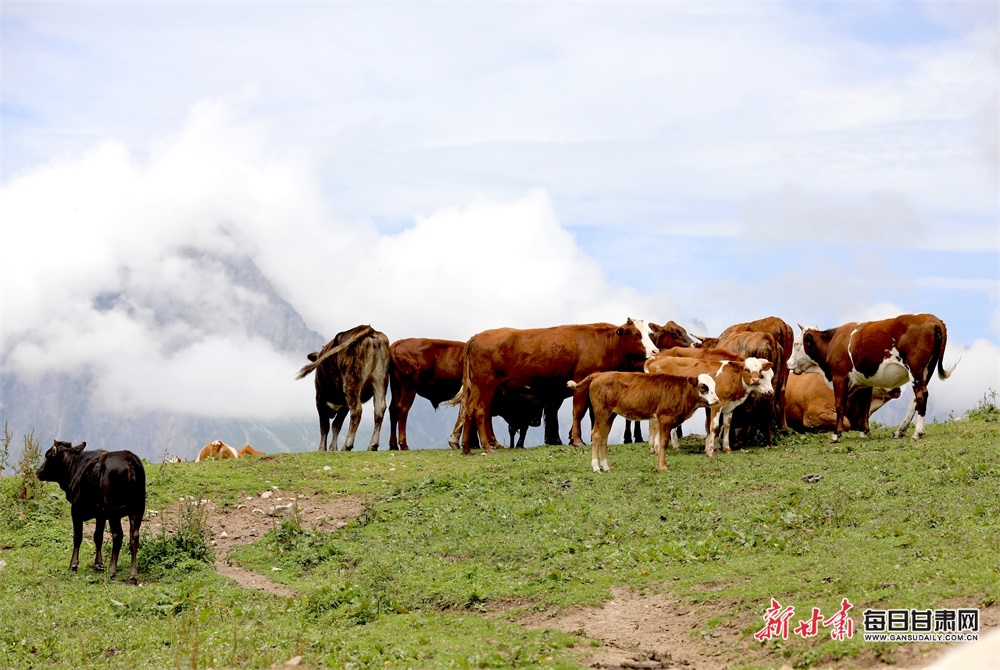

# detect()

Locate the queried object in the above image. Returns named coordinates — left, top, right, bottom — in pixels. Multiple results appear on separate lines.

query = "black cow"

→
left=36, top=440, right=146, bottom=582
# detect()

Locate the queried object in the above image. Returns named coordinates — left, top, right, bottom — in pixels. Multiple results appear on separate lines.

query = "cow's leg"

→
left=449, top=397, right=466, bottom=451
left=316, top=404, right=332, bottom=451
left=127, top=512, right=142, bottom=583
left=647, top=420, right=658, bottom=455
left=656, top=417, right=674, bottom=471
left=622, top=420, right=633, bottom=444
left=342, top=397, right=365, bottom=452
left=633, top=420, right=643, bottom=443
left=911, top=382, right=929, bottom=439
left=591, top=412, right=613, bottom=472
left=669, top=427, right=681, bottom=451
left=92, top=516, right=106, bottom=572
left=852, top=387, right=874, bottom=438
left=831, top=378, right=851, bottom=443
left=366, top=379, right=388, bottom=451
left=721, top=412, right=734, bottom=453
left=70, top=511, right=84, bottom=572
left=544, top=400, right=563, bottom=446
left=391, top=386, right=416, bottom=451
left=705, top=408, right=718, bottom=457
left=459, top=389, right=477, bottom=454
left=330, top=408, right=349, bottom=451
left=107, top=516, right=125, bottom=579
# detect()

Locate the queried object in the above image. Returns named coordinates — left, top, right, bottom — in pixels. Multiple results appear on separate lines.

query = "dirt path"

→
left=145, top=489, right=365, bottom=597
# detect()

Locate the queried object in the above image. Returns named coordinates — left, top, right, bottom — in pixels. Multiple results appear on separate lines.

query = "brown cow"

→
left=784, top=372, right=901, bottom=432
left=37, top=440, right=145, bottom=582
left=787, top=314, right=957, bottom=441
left=643, top=355, right=773, bottom=456
left=388, top=338, right=465, bottom=451
left=623, top=320, right=697, bottom=444
left=196, top=440, right=239, bottom=461
left=700, top=316, right=794, bottom=431
left=458, top=320, right=658, bottom=453
left=569, top=372, right=719, bottom=471
left=714, top=331, right=782, bottom=447
left=297, top=325, right=390, bottom=452
left=237, top=445, right=266, bottom=457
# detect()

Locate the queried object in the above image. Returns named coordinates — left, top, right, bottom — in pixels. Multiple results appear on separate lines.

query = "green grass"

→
left=1, top=413, right=997, bottom=669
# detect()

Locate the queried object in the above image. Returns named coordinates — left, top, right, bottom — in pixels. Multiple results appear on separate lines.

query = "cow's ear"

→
left=307, top=352, right=319, bottom=362
left=762, top=361, right=773, bottom=371
left=797, top=323, right=807, bottom=331
left=72, top=442, right=86, bottom=452
left=803, top=332, right=814, bottom=346
left=616, top=327, right=624, bottom=336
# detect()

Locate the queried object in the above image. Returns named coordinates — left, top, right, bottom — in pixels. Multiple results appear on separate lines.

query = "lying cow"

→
left=787, top=314, right=957, bottom=442
left=784, top=372, right=901, bottom=432
left=569, top=372, right=719, bottom=472
left=644, top=355, right=773, bottom=456
left=237, top=445, right=266, bottom=457
left=36, top=440, right=146, bottom=582
left=196, top=440, right=239, bottom=461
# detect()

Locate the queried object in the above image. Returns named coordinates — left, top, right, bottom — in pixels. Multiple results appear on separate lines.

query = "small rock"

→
left=323, top=466, right=332, bottom=471
left=219, top=531, right=229, bottom=538
left=271, top=567, right=282, bottom=571
left=260, top=491, right=273, bottom=499
left=802, top=473, right=823, bottom=484
left=0, top=560, right=6, bottom=570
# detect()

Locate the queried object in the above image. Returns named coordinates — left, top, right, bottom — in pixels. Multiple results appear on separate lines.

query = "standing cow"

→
left=388, top=338, right=466, bottom=451
left=787, top=314, right=957, bottom=442
left=36, top=440, right=146, bottom=582
left=458, top=320, right=658, bottom=454
left=297, top=324, right=390, bottom=452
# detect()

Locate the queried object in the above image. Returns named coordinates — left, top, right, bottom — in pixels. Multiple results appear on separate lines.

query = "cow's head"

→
left=36, top=440, right=86, bottom=485
left=693, top=373, right=720, bottom=406
left=871, top=386, right=902, bottom=413
left=622, top=318, right=659, bottom=359
left=787, top=324, right=822, bottom=375
left=649, top=321, right=696, bottom=349
left=741, top=357, right=775, bottom=396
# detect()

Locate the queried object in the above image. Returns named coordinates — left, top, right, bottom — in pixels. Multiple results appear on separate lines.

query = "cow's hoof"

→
left=388, top=445, right=399, bottom=451
left=127, top=576, right=138, bottom=585
left=912, top=432, right=924, bottom=440
left=368, top=445, right=379, bottom=452
left=93, top=565, right=105, bottom=573
left=344, top=446, right=354, bottom=452
left=623, top=436, right=633, bottom=444
left=401, top=446, right=410, bottom=451
left=69, top=565, right=78, bottom=572
left=830, top=434, right=841, bottom=443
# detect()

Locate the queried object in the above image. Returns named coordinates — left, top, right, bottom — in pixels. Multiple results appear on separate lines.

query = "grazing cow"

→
left=623, top=321, right=697, bottom=444
left=784, top=372, right=901, bottom=432
left=643, top=355, right=773, bottom=456
left=297, top=325, right=390, bottom=452
left=196, top=440, right=239, bottom=461
left=457, top=320, right=658, bottom=453
left=569, top=372, right=719, bottom=472
left=388, top=338, right=465, bottom=451
left=36, top=440, right=145, bottom=582
left=237, top=445, right=266, bottom=457
left=787, top=314, right=957, bottom=442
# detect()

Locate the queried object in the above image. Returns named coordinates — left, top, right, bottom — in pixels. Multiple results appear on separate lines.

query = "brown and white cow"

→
left=569, top=371, right=719, bottom=472
left=622, top=320, right=697, bottom=444
left=297, top=325, right=390, bottom=452
left=643, top=355, right=773, bottom=456
left=784, top=372, right=901, bottom=432
left=458, top=320, right=658, bottom=454
left=196, top=440, right=239, bottom=461
left=787, top=314, right=957, bottom=442
left=714, top=330, right=783, bottom=446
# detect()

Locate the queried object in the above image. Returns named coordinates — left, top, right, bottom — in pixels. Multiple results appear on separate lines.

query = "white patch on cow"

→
left=600, top=459, right=610, bottom=472
left=591, top=458, right=601, bottom=472
left=629, top=317, right=659, bottom=359
left=742, top=357, right=776, bottom=396
left=913, top=414, right=926, bottom=439
left=848, top=346, right=911, bottom=390
left=697, top=373, right=720, bottom=406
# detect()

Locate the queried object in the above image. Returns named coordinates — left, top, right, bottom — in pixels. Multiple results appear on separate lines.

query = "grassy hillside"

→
left=1, top=406, right=998, bottom=669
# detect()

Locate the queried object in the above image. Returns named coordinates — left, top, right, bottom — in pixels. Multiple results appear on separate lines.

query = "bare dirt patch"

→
left=517, top=587, right=998, bottom=670
left=144, top=489, right=365, bottom=596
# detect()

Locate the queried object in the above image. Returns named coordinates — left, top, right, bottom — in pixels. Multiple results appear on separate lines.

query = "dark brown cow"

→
left=36, top=440, right=146, bottom=582
left=296, top=324, right=390, bottom=452
left=388, top=338, right=465, bottom=451
left=458, top=320, right=658, bottom=453
left=568, top=371, right=719, bottom=471
left=623, top=320, right=697, bottom=444
left=492, top=387, right=545, bottom=448
left=784, top=372, right=901, bottom=432
left=787, top=314, right=957, bottom=441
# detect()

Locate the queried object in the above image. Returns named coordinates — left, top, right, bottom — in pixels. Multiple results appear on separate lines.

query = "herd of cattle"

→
left=295, top=313, right=957, bottom=472
left=32, top=312, right=955, bottom=583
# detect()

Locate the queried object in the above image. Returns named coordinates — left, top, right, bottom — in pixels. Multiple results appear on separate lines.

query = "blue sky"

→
left=1, top=1, right=997, bottom=427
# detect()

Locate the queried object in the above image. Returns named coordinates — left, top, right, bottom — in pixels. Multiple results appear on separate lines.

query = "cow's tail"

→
left=567, top=372, right=600, bottom=394
left=444, top=387, right=463, bottom=406
left=933, top=323, right=959, bottom=380
left=294, top=326, right=375, bottom=380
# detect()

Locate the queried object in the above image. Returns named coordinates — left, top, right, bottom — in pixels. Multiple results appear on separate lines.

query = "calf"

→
left=623, top=320, right=697, bottom=444
left=784, top=372, right=901, bottom=432
left=569, top=372, right=719, bottom=472
left=787, top=314, right=957, bottom=441
left=644, top=355, right=773, bottom=456
left=196, top=440, right=239, bottom=461
left=36, top=440, right=146, bottom=582
left=716, top=331, right=782, bottom=446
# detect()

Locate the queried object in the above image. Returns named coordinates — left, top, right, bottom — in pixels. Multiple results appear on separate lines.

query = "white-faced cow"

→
left=297, top=324, right=390, bottom=452
left=457, top=320, right=658, bottom=453
left=195, top=439, right=239, bottom=461
left=36, top=440, right=146, bottom=582
left=787, top=314, right=957, bottom=442
left=568, top=371, right=719, bottom=472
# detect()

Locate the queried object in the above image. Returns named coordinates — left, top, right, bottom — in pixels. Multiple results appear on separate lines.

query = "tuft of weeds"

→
left=966, top=387, right=999, bottom=422
left=17, top=430, right=43, bottom=501
left=138, top=495, right=214, bottom=579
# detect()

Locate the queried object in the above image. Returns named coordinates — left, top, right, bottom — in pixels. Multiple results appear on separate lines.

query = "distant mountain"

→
left=1, top=247, right=329, bottom=463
